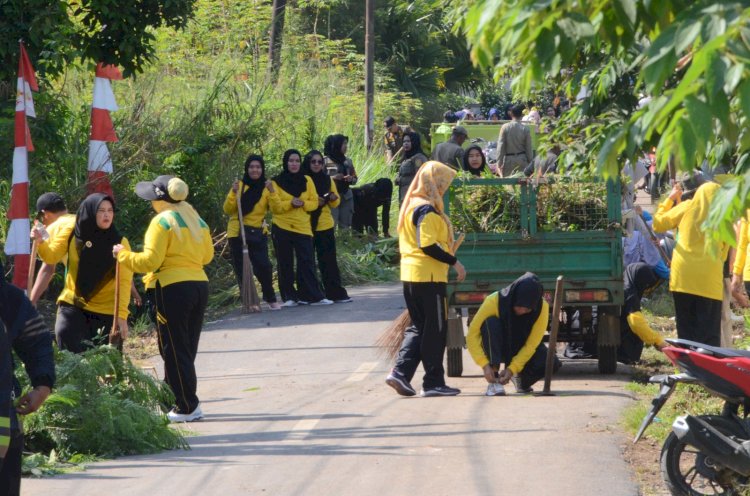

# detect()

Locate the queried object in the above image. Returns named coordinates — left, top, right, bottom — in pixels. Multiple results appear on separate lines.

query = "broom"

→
left=109, top=261, right=122, bottom=347
left=237, top=192, right=261, bottom=313
left=375, top=233, right=466, bottom=361
left=27, top=238, right=38, bottom=295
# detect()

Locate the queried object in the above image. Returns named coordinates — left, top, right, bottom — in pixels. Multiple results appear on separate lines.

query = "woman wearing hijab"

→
left=268, top=149, right=332, bottom=306
left=462, top=145, right=488, bottom=177
left=395, top=132, right=428, bottom=205
left=34, top=193, right=132, bottom=353
left=618, top=263, right=667, bottom=364
left=113, top=176, right=214, bottom=423
left=323, top=134, right=358, bottom=229
left=466, top=272, right=560, bottom=396
left=223, top=154, right=280, bottom=310
left=303, top=150, right=351, bottom=303
left=385, top=161, right=466, bottom=398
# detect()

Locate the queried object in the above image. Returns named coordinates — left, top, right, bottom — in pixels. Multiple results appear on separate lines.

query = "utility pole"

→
left=364, top=0, right=375, bottom=150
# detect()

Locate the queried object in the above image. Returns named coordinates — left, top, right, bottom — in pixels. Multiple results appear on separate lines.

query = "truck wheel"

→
left=597, top=344, right=617, bottom=374
left=446, top=347, right=463, bottom=377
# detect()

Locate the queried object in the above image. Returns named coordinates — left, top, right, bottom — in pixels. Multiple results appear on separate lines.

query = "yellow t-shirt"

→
left=117, top=210, right=214, bottom=288
left=223, top=183, right=270, bottom=237
left=36, top=219, right=132, bottom=319
left=314, top=179, right=341, bottom=232
left=269, top=176, right=318, bottom=236
left=652, top=183, right=727, bottom=301
left=732, top=214, right=750, bottom=281
left=399, top=205, right=453, bottom=283
left=466, top=291, right=549, bottom=374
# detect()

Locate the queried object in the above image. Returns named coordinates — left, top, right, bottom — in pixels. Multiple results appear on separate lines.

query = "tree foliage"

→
left=0, top=0, right=195, bottom=83
left=450, top=0, right=750, bottom=238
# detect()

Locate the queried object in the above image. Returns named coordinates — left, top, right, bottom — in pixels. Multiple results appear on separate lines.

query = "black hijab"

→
left=497, top=272, right=544, bottom=363
left=74, top=193, right=122, bottom=301
left=403, top=132, right=425, bottom=160
left=273, top=149, right=307, bottom=197
left=463, top=145, right=487, bottom=176
left=324, top=134, right=348, bottom=166
left=240, top=154, right=267, bottom=215
left=303, top=150, right=331, bottom=231
left=623, top=263, right=659, bottom=314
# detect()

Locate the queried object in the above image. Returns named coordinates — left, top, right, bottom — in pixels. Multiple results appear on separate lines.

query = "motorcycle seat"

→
left=665, top=338, right=750, bottom=359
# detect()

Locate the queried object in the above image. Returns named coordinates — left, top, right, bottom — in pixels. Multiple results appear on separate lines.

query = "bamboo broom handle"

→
left=110, top=261, right=120, bottom=343
left=27, top=238, right=38, bottom=295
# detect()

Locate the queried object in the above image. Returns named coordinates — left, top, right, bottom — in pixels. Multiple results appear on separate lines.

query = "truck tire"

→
left=446, top=347, right=463, bottom=377
left=597, top=344, right=617, bottom=374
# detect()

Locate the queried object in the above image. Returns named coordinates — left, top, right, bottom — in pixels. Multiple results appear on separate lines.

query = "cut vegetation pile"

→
left=449, top=178, right=610, bottom=234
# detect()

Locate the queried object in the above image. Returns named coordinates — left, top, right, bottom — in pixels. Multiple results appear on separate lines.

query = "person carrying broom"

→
left=385, top=161, right=466, bottom=397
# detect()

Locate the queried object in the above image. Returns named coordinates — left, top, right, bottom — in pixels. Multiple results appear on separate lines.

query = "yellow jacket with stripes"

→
left=269, top=176, right=318, bottom=236
left=222, top=183, right=270, bottom=237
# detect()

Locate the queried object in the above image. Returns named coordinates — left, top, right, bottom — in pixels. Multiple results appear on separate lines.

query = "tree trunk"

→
left=364, top=0, right=375, bottom=149
left=268, top=0, right=287, bottom=83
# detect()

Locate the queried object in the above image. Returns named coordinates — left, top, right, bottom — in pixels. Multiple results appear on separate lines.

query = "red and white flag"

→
left=86, top=63, right=122, bottom=197
left=5, top=42, right=38, bottom=288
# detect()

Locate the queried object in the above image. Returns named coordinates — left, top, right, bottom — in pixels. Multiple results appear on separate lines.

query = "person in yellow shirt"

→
left=731, top=213, right=750, bottom=306
left=28, top=192, right=75, bottom=307
left=268, top=149, right=331, bottom=306
left=113, top=175, right=214, bottom=423
left=33, top=193, right=132, bottom=353
left=653, top=180, right=728, bottom=346
left=466, top=272, right=559, bottom=396
left=223, top=154, right=280, bottom=310
left=618, top=263, right=668, bottom=363
left=303, top=150, right=351, bottom=303
left=385, top=161, right=466, bottom=398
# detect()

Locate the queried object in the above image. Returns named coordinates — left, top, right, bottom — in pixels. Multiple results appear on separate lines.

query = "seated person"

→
left=467, top=272, right=561, bottom=396
left=352, top=178, right=392, bottom=237
left=618, top=263, right=668, bottom=363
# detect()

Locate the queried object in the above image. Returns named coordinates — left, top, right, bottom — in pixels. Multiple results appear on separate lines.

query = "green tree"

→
left=451, top=0, right=750, bottom=239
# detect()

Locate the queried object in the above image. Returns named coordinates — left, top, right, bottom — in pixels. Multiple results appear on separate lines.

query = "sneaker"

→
left=167, top=404, right=204, bottom=423
left=385, top=369, right=416, bottom=396
left=268, top=302, right=282, bottom=311
left=486, top=383, right=506, bottom=396
left=281, top=300, right=298, bottom=308
left=334, top=297, right=353, bottom=303
left=297, top=300, right=310, bottom=305
left=511, top=375, right=533, bottom=394
left=310, top=298, right=334, bottom=306
left=420, top=385, right=461, bottom=397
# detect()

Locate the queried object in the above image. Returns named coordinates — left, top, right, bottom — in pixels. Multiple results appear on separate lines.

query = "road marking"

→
left=345, top=362, right=378, bottom=382
left=284, top=417, right=321, bottom=442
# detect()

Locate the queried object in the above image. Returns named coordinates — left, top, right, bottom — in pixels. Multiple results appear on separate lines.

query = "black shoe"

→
left=385, top=369, right=416, bottom=396
left=420, top=385, right=461, bottom=397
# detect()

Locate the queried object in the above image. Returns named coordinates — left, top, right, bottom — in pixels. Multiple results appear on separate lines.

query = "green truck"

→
left=438, top=159, right=624, bottom=376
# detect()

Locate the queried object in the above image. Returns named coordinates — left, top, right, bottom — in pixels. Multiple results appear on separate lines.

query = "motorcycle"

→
left=634, top=338, right=750, bottom=495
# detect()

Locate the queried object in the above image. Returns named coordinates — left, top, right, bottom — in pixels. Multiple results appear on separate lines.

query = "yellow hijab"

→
left=397, top=160, right=456, bottom=243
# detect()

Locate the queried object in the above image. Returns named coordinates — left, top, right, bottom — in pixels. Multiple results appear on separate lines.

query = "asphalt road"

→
left=23, top=283, right=639, bottom=496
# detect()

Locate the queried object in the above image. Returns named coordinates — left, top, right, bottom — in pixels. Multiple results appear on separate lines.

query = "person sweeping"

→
left=113, top=176, right=213, bottom=423
left=385, top=161, right=466, bottom=398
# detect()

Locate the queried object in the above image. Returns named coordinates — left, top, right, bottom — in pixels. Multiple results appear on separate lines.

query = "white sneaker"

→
left=311, top=298, right=334, bottom=306
left=167, top=405, right=204, bottom=423
left=334, top=297, right=353, bottom=303
left=511, top=375, right=533, bottom=394
left=281, top=300, right=298, bottom=307
left=486, top=383, right=506, bottom=396
left=268, top=302, right=282, bottom=311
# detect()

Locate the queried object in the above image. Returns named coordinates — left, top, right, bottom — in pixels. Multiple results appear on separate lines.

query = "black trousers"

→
left=155, top=281, right=208, bottom=414
left=313, top=228, right=349, bottom=301
left=673, top=291, right=722, bottom=346
left=228, top=231, right=277, bottom=303
left=54, top=302, right=122, bottom=353
left=480, top=316, right=557, bottom=389
left=0, top=429, right=22, bottom=496
left=271, top=225, right=324, bottom=303
left=394, top=282, right=447, bottom=389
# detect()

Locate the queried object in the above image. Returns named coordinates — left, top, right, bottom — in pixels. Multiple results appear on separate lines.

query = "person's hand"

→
left=498, top=369, right=513, bottom=385
left=453, top=260, right=466, bottom=282
left=317, top=196, right=326, bottom=207
left=116, top=318, right=129, bottom=340
left=731, top=274, right=750, bottom=308
left=112, top=244, right=124, bottom=257
left=332, top=173, right=344, bottom=181
left=232, top=180, right=239, bottom=193
left=483, top=364, right=497, bottom=384
left=265, top=180, right=275, bottom=193
left=668, top=183, right=683, bottom=203
left=656, top=342, right=668, bottom=352
left=16, top=385, right=50, bottom=415
left=291, top=198, right=304, bottom=208
left=30, top=221, right=49, bottom=242
left=328, top=192, right=338, bottom=202
left=344, top=175, right=354, bottom=183
left=132, top=292, right=142, bottom=307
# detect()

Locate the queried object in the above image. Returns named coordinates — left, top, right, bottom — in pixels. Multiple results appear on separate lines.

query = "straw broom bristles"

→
left=375, top=309, right=411, bottom=362
left=237, top=194, right=261, bottom=313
